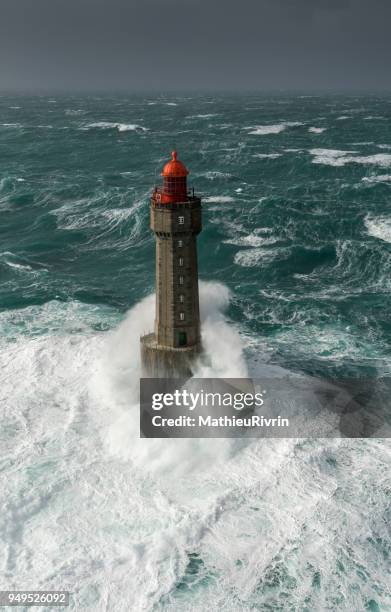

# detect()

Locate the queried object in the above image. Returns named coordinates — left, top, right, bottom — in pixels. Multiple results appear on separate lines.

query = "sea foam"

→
left=253, top=153, right=282, bottom=159
left=203, top=196, right=234, bottom=203
left=309, top=149, right=357, bottom=167
left=234, top=247, right=282, bottom=267
left=84, top=122, right=148, bottom=132
left=310, top=149, right=391, bottom=168
left=362, top=174, right=391, bottom=184
left=187, top=114, right=219, bottom=119
left=98, top=281, right=249, bottom=474
left=309, top=127, right=326, bottom=134
left=1, top=284, right=389, bottom=610
left=246, top=122, right=303, bottom=136
left=224, top=234, right=276, bottom=248
left=1, top=123, right=23, bottom=129
left=365, top=215, right=391, bottom=243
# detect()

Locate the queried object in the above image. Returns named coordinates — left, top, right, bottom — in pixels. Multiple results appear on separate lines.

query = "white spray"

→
left=91, top=281, right=250, bottom=477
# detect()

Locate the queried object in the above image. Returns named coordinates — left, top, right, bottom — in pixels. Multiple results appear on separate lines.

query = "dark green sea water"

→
left=0, top=95, right=390, bottom=611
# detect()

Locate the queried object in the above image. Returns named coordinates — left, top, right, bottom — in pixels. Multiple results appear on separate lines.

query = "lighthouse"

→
left=140, top=151, right=202, bottom=377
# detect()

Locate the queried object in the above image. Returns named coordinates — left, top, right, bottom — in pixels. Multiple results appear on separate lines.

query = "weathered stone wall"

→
left=140, top=334, right=200, bottom=378
left=152, top=198, right=201, bottom=350
left=141, top=196, right=203, bottom=377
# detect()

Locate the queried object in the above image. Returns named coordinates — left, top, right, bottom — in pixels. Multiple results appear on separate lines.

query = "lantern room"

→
left=155, top=151, right=189, bottom=204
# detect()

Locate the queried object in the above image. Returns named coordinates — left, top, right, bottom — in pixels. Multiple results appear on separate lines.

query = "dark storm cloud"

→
left=0, top=0, right=390, bottom=92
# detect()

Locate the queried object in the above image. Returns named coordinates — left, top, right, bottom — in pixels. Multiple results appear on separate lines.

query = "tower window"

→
left=178, top=240, right=183, bottom=248
left=179, top=294, right=184, bottom=303
left=178, top=216, right=185, bottom=225
left=179, top=257, right=184, bottom=266
left=180, top=312, right=185, bottom=321
left=179, top=276, right=184, bottom=285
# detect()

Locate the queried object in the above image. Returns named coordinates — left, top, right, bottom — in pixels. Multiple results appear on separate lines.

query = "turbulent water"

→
left=0, top=95, right=390, bottom=611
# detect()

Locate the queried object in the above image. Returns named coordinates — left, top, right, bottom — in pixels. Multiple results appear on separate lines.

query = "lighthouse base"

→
left=140, top=333, right=201, bottom=378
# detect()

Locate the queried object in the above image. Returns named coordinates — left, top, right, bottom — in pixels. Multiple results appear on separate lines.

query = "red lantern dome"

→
left=162, top=151, right=189, bottom=178
left=153, top=151, right=189, bottom=204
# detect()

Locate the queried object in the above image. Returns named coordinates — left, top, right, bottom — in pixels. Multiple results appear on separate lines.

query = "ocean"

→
left=0, top=94, right=390, bottom=610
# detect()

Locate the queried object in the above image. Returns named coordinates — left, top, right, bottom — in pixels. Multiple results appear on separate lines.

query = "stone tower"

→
left=140, top=151, right=202, bottom=377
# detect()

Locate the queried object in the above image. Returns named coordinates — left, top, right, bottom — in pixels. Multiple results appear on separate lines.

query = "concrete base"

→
left=140, top=333, right=201, bottom=378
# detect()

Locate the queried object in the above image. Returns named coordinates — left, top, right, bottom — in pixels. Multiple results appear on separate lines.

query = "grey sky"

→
left=0, top=0, right=390, bottom=92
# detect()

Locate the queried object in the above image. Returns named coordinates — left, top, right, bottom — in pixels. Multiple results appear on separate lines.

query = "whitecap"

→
left=309, top=149, right=391, bottom=169
left=249, top=125, right=285, bottom=135
left=65, top=109, right=86, bottom=116
left=118, top=123, right=147, bottom=132
left=225, top=235, right=276, bottom=247
left=365, top=215, right=391, bottom=243
left=234, top=248, right=280, bottom=266
left=4, top=260, right=33, bottom=272
left=245, top=122, right=303, bottom=136
left=336, top=116, right=350, bottom=120
left=187, top=113, right=219, bottom=119
left=204, top=196, right=234, bottom=203
left=253, top=153, right=282, bottom=159
left=84, top=122, right=148, bottom=132
left=362, top=174, right=391, bottom=184
left=0, top=252, right=46, bottom=274
left=347, top=153, right=391, bottom=168
left=309, top=149, right=357, bottom=167
left=202, top=171, right=233, bottom=180
left=2, top=123, right=23, bottom=128
left=309, top=127, right=326, bottom=134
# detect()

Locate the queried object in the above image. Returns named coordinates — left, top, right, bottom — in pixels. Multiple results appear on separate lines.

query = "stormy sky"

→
left=0, top=0, right=390, bottom=92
